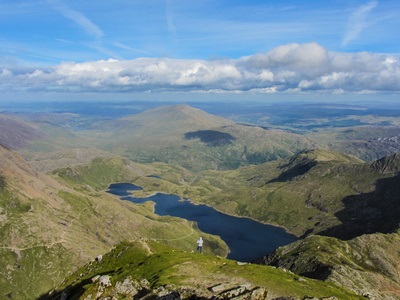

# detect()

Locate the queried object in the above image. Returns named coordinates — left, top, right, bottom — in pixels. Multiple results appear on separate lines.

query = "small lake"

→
left=107, top=182, right=297, bottom=262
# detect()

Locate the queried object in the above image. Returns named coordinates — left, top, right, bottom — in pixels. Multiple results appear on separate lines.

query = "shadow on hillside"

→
left=267, top=161, right=317, bottom=183
left=184, top=130, right=236, bottom=147
left=319, top=173, right=400, bottom=240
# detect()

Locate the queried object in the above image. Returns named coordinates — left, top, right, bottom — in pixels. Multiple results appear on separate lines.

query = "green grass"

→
left=0, top=245, right=73, bottom=300
left=53, top=157, right=139, bottom=191
left=42, top=240, right=365, bottom=300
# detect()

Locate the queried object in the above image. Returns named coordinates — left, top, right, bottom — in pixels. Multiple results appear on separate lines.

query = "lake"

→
left=107, top=182, right=297, bottom=262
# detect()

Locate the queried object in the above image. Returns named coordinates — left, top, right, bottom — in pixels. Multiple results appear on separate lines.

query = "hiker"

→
left=196, top=237, right=203, bottom=254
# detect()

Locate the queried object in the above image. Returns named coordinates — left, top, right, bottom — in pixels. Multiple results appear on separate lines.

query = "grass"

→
left=0, top=244, right=73, bottom=300
left=53, top=157, right=139, bottom=191
left=42, top=240, right=365, bottom=300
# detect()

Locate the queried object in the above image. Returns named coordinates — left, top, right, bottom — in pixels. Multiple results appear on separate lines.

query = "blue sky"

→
left=1, top=0, right=400, bottom=102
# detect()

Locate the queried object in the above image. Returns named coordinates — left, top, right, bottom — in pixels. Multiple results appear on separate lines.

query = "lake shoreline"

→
left=105, top=182, right=299, bottom=239
left=106, top=182, right=298, bottom=262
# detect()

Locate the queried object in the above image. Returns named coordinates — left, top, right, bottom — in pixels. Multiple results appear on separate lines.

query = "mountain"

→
left=119, top=104, right=236, bottom=135
left=0, top=147, right=226, bottom=299
left=91, top=104, right=316, bottom=171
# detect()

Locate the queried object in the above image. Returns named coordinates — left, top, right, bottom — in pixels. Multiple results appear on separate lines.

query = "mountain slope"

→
left=259, top=233, right=400, bottom=300
left=308, top=126, right=400, bottom=162
left=0, top=147, right=227, bottom=299
left=0, top=114, right=44, bottom=149
left=39, top=240, right=364, bottom=300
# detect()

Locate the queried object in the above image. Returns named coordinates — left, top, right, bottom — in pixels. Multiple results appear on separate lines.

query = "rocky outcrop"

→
left=49, top=276, right=270, bottom=300
left=259, top=233, right=400, bottom=300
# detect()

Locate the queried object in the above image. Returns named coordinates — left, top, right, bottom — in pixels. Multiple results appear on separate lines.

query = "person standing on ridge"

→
left=196, top=237, right=203, bottom=254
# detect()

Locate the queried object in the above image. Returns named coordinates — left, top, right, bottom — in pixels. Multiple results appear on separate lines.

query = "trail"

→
left=0, top=241, right=64, bottom=252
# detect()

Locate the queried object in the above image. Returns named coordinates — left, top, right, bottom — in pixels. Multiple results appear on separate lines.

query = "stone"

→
left=99, top=275, right=112, bottom=287
left=209, top=284, right=227, bottom=293
left=114, top=277, right=139, bottom=296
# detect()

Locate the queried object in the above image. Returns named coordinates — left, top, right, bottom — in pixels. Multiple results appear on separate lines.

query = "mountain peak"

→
left=121, top=105, right=235, bottom=135
left=270, top=149, right=365, bottom=183
left=371, top=152, right=400, bottom=174
left=286, top=149, right=364, bottom=167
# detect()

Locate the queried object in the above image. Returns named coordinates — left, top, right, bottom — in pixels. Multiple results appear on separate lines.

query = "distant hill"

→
left=96, top=104, right=316, bottom=171
left=308, top=126, right=400, bottom=162
left=119, top=104, right=235, bottom=135
left=14, top=104, right=400, bottom=172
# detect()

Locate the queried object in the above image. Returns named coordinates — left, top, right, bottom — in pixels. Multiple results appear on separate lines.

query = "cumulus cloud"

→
left=1, top=43, right=399, bottom=94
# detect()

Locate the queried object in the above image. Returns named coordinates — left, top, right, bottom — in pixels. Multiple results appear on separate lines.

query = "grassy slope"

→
left=40, top=240, right=364, bottom=300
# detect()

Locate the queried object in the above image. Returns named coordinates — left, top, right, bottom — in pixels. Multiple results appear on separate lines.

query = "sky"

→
left=1, top=0, right=400, bottom=102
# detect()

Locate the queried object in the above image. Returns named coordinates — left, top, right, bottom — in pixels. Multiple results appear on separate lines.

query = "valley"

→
left=1, top=101, right=400, bottom=299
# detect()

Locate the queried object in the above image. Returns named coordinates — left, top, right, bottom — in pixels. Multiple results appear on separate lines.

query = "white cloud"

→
left=342, top=1, right=378, bottom=47
left=1, top=43, right=399, bottom=94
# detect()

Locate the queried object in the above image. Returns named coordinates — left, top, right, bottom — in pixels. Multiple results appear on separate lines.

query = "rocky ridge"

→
left=39, top=240, right=363, bottom=300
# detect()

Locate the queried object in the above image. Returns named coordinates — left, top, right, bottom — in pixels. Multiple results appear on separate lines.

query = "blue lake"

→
left=107, top=182, right=297, bottom=262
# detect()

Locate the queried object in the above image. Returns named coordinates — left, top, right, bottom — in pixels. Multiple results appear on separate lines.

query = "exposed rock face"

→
left=55, top=276, right=270, bottom=300
left=371, top=152, right=400, bottom=174
left=259, top=233, right=400, bottom=300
